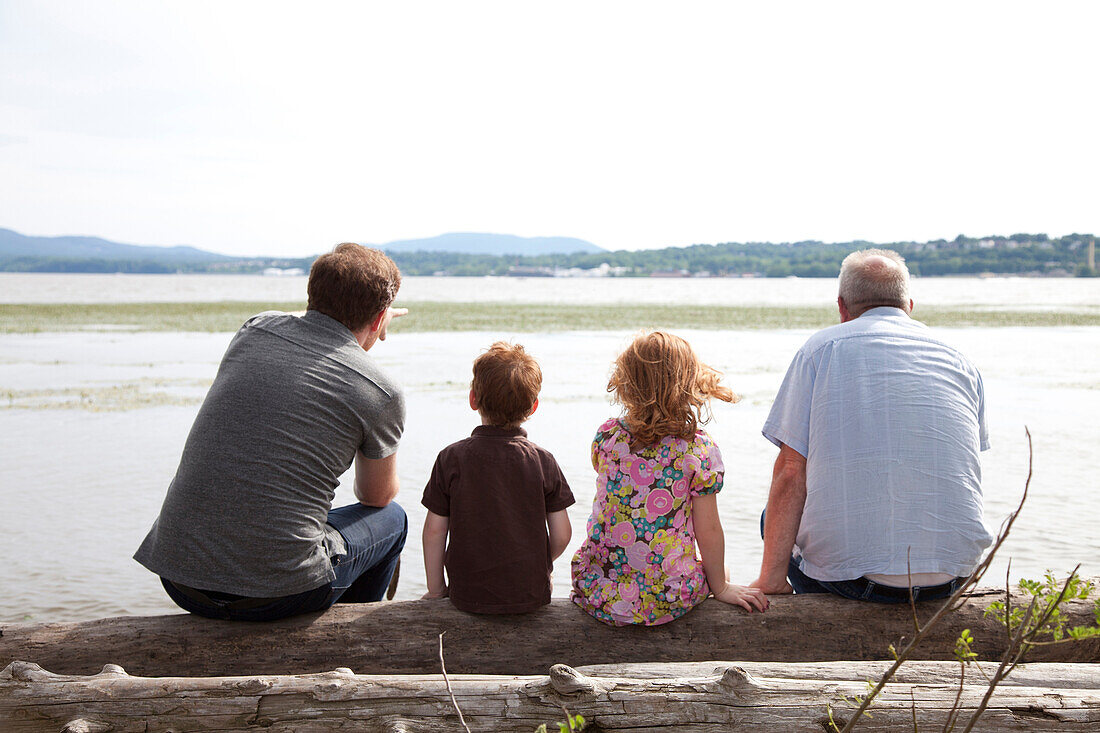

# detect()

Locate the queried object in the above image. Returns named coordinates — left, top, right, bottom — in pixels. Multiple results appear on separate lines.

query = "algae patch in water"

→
left=1, top=301, right=1099, bottom=333
left=3, top=378, right=210, bottom=411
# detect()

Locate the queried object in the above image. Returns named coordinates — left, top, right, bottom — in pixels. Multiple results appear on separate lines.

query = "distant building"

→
left=507, top=265, right=554, bottom=277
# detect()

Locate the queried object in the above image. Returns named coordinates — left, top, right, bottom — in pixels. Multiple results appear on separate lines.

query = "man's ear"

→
left=469, top=389, right=479, bottom=411
left=906, top=298, right=914, bottom=315
left=369, top=309, right=387, bottom=333
left=837, top=296, right=852, bottom=323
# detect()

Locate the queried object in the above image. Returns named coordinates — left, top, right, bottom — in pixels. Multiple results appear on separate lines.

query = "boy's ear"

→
left=468, top=389, right=479, bottom=411
left=528, top=398, right=539, bottom=417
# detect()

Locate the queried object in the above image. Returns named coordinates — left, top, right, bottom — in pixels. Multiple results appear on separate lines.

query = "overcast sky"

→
left=2, top=2, right=1098, bottom=257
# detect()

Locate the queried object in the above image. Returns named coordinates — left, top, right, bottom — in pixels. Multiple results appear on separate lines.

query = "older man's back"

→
left=752, top=249, right=993, bottom=603
left=763, top=306, right=992, bottom=584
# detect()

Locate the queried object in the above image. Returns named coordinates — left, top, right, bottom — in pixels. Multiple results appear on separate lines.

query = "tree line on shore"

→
left=2, top=233, right=1095, bottom=277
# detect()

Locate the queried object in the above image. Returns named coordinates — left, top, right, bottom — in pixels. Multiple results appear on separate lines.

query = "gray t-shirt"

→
left=134, top=310, right=405, bottom=597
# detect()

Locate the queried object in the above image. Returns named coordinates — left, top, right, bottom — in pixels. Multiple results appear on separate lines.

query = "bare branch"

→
left=438, top=632, right=472, bottom=733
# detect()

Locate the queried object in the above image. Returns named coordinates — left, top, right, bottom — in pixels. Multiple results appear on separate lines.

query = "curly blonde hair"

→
left=608, top=331, right=738, bottom=447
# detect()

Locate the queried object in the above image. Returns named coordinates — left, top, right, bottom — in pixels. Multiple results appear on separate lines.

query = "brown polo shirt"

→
left=421, top=425, right=574, bottom=614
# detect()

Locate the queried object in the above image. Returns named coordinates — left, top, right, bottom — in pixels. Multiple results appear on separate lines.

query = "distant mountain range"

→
left=0, top=228, right=604, bottom=268
left=1, top=226, right=1092, bottom=277
left=0, top=228, right=234, bottom=263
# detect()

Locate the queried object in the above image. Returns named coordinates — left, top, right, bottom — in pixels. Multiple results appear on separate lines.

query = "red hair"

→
left=472, top=342, right=542, bottom=428
left=608, top=331, right=737, bottom=446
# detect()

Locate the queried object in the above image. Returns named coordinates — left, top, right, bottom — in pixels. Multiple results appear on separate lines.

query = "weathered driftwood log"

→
left=3, top=659, right=1099, bottom=732
left=2, top=590, right=1098, bottom=678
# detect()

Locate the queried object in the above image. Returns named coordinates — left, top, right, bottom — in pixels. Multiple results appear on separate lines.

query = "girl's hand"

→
left=713, top=582, right=769, bottom=612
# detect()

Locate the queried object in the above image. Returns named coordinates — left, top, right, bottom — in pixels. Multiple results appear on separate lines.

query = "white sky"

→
left=2, top=1, right=1098, bottom=257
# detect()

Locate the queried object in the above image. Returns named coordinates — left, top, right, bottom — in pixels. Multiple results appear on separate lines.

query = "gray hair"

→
left=838, top=248, right=910, bottom=313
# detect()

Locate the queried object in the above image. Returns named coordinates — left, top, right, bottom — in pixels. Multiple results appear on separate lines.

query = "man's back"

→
left=135, top=310, right=404, bottom=597
left=763, top=307, right=993, bottom=581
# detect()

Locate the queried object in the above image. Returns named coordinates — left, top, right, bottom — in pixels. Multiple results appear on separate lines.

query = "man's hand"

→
left=379, top=307, right=408, bottom=341
left=421, top=584, right=448, bottom=600
left=750, top=576, right=793, bottom=595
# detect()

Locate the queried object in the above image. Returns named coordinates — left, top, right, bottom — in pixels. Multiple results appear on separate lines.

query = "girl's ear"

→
left=469, top=389, right=479, bottom=411
left=528, top=398, right=539, bottom=417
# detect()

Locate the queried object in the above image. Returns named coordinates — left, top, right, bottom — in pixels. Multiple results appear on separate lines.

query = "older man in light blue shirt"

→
left=752, top=249, right=993, bottom=603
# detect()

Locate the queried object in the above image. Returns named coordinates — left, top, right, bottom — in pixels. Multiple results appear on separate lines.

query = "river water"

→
left=1, top=274, right=1098, bottom=622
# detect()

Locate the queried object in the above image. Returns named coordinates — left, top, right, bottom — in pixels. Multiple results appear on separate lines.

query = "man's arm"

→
left=422, top=511, right=449, bottom=599
left=547, top=509, right=572, bottom=561
left=751, top=443, right=807, bottom=594
left=354, top=451, right=400, bottom=507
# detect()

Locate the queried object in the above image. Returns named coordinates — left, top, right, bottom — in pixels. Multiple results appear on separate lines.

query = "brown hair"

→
left=608, top=331, right=737, bottom=447
left=307, top=243, right=401, bottom=332
left=471, top=342, right=542, bottom=428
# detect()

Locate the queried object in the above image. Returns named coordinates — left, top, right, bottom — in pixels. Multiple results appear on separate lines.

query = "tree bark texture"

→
left=2, top=591, right=1098, bottom=678
left=3, top=659, right=1099, bottom=732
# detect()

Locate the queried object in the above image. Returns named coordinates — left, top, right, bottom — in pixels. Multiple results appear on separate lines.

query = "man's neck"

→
left=851, top=303, right=906, bottom=318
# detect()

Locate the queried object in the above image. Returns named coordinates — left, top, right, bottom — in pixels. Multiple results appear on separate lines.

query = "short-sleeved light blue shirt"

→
left=763, top=307, right=994, bottom=581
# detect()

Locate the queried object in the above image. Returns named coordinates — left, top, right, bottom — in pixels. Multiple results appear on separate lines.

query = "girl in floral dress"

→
left=570, top=331, right=768, bottom=625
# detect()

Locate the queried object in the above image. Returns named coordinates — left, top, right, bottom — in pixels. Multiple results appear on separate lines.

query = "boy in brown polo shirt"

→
left=420, top=342, right=574, bottom=613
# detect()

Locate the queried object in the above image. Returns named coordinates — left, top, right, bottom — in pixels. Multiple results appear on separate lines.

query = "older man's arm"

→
left=751, top=443, right=807, bottom=594
left=354, top=450, right=400, bottom=507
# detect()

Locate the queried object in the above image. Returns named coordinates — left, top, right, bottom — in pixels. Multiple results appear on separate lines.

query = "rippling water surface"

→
left=1, top=274, right=1098, bottom=622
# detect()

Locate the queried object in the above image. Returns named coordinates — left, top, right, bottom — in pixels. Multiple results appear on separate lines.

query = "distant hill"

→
left=379, top=233, right=603, bottom=256
left=0, top=228, right=232, bottom=263
left=1, top=226, right=1093, bottom=277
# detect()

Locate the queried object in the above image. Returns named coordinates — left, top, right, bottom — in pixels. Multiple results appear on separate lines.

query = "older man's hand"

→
left=750, top=576, right=794, bottom=595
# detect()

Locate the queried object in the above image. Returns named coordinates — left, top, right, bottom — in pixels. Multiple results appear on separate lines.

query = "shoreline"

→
left=4, top=301, right=1100, bottom=333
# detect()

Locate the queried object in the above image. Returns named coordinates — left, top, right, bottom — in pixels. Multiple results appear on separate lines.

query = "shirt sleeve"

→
left=761, top=347, right=815, bottom=458
left=591, top=418, right=618, bottom=472
left=689, top=433, right=725, bottom=497
left=359, top=388, right=406, bottom=459
left=544, top=455, right=576, bottom=513
left=420, top=452, right=451, bottom=517
left=976, top=369, right=991, bottom=452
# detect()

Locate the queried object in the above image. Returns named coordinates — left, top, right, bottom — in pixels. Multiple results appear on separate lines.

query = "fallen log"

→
left=3, top=659, right=1099, bottom=732
left=2, top=590, right=1098, bottom=678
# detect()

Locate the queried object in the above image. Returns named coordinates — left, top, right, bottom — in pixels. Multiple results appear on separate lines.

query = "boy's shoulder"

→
left=439, top=426, right=562, bottom=466
left=437, top=425, right=536, bottom=454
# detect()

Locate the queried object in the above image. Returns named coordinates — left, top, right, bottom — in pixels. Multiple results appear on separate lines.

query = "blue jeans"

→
left=163, top=502, right=408, bottom=621
left=759, top=509, right=964, bottom=604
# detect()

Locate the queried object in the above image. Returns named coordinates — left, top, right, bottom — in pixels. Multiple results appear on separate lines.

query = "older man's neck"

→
left=838, top=298, right=914, bottom=322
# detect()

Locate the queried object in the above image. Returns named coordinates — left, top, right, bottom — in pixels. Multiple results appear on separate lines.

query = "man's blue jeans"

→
left=760, top=510, right=964, bottom=604
left=162, top=502, right=408, bottom=621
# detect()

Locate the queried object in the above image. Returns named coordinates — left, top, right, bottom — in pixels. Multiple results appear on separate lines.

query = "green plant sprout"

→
left=535, top=708, right=586, bottom=733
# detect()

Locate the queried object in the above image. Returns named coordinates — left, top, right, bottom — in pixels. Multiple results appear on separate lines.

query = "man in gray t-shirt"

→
left=135, top=243, right=409, bottom=621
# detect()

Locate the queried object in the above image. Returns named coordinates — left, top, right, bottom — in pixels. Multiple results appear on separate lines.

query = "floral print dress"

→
left=570, top=418, right=724, bottom=625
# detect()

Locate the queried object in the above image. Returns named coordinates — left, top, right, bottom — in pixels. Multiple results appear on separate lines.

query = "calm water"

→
left=1, top=274, right=1098, bottom=622
left=2, top=272, right=1100, bottom=310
